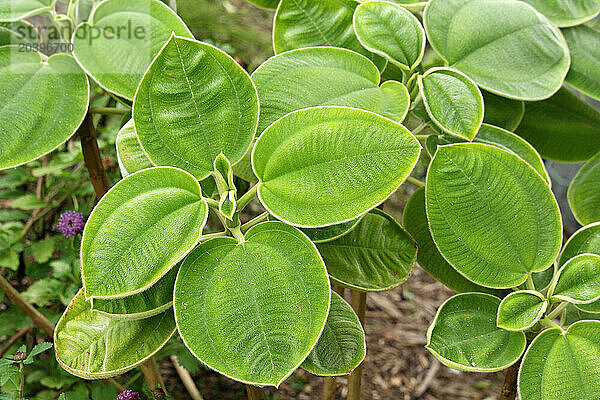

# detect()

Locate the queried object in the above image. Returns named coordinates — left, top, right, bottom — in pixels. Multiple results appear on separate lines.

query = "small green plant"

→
left=1, top=0, right=600, bottom=399
left=0, top=343, right=53, bottom=399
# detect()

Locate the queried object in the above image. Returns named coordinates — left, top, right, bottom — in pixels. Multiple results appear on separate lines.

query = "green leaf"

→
left=403, top=187, right=509, bottom=296
left=568, top=151, right=600, bottom=225
left=0, top=250, right=19, bottom=271
left=91, top=264, right=177, bottom=320
left=23, top=342, right=53, bottom=365
left=426, top=143, right=562, bottom=288
left=252, top=106, right=421, bottom=228
left=563, top=25, right=600, bottom=100
left=31, top=237, right=56, bottom=263
left=301, top=218, right=362, bottom=244
left=0, top=21, right=40, bottom=45
left=575, top=299, right=600, bottom=314
left=549, top=254, right=600, bottom=304
left=516, top=87, right=600, bottom=162
left=115, top=120, right=152, bottom=178
left=482, top=90, right=525, bottom=131
left=518, top=320, right=600, bottom=400
left=174, top=221, right=330, bottom=387
left=497, top=290, right=547, bottom=331
left=81, top=167, right=208, bottom=299
left=317, top=209, right=416, bottom=291
left=418, top=67, right=484, bottom=141
left=10, top=194, right=46, bottom=210
left=301, top=292, right=365, bottom=376
left=521, top=0, right=600, bottom=27
left=72, top=0, right=193, bottom=100
left=0, top=47, right=89, bottom=170
left=424, top=0, right=570, bottom=100
left=55, top=289, right=176, bottom=379
left=133, top=35, right=259, bottom=180
left=245, top=0, right=279, bottom=9
left=251, top=47, right=410, bottom=135
left=353, top=1, right=425, bottom=70
left=559, top=222, right=600, bottom=266
left=0, top=0, right=54, bottom=21
left=427, top=293, right=526, bottom=372
left=273, top=0, right=386, bottom=71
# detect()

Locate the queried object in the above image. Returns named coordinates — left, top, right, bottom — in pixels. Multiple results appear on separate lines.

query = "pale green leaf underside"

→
left=174, top=221, right=330, bottom=387
left=403, top=187, right=507, bottom=296
left=516, top=88, right=600, bottom=162
left=273, top=0, right=386, bottom=71
left=353, top=1, right=425, bottom=70
left=426, top=143, right=562, bottom=288
left=550, top=254, right=600, bottom=304
left=318, top=209, right=416, bottom=291
left=521, top=0, right=600, bottom=27
left=427, top=293, right=526, bottom=372
left=134, top=35, right=259, bottom=180
left=253, top=106, right=421, bottom=228
left=116, top=120, right=153, bottom=178
left=91, top=264, right=178, bottom=320
left=0, top=21, right=40, bottom=45
left=419, top=67, right=483, bottom=141
left=81, top=167, right=207, bottom=299
left=424, top=0, right=570, bottom=100
left=301, top=217, right=362, bottom=244
left=559, top=222, right=600, bottom=266
left=251, top=47, right=409, bottom=135
left=72, top=0, right=193, bottom=100
left=568, top=151, right=600, bottom=226
left=0, top=0, right=54, bottom=22
left=54, top=289, right=176, bottom=379
left=497, top=290, right=547, bottom=331
left=518, top=320, right=600, bottom=400
left=563, top=26, right=600, bottom=101
left=0, top=47, right=89, bottom=170
left=301, top=292, right=365, bottom=376
left=481, top=90, right=525, bottom=132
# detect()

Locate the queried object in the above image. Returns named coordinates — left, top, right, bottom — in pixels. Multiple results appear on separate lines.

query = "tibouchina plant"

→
left=1, top=0, right=600, bottom=399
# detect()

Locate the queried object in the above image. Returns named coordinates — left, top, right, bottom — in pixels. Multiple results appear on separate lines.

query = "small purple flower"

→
left=57, top=210, right=85, bottom=238
left=117, top=390, right=140, bottom=400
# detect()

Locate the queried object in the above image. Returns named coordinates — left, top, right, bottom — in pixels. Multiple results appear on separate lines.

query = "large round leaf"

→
left=427, top=293, right=526, bottom=372
left=418, top=67, right=483, bottom=141
left=54, top=289, right=176, bottom=379
left=403, top=187, right=507, bottom=295
left=72, top=0, right=193, bottom=100
left=518, top=320, right=600, bottom=400
left=549, top=254, right=600, bottom=304
left=273, top=0, right=386, bottom=70
left=560, top=222, right=600, bottom=266
left=252, top=106, right=421, bottom=227
left=568, top=151, right=600, bottom=225
left=353, top=1, right=425, bottom=70
left=0, top=21, right=39, bottom=45
left=301, top=292, right=365, bottom=376
left=516, top=88, right=600, bottom=162
left=497, top=290, right=547, bottom=331
left=426, top=143, right=562, bottom=288
left=317, top=209, right=416, bottom=291
left=133, top=35, right=259, bottom=180
left=563, top=26, right=600, bottom=101
left=482, top=90, right=524, bottom=131
left=116, top=120, right=152, bottom=178
left=0, top=47, right=89, bottom=170
left=301, top=218, right=362, bottom=244
left=521, top=0, right=600, bottom=27
left=91, top=264, right=178, bottom=320
left=0, top=0, right=54, bottom=22
left=251, top=47, right=410, bottom=135
left=174, top=221, right=330, bottom=387
left=81, top=167, right=208, bottom=299
left=423, top=0, right=570, bottom=100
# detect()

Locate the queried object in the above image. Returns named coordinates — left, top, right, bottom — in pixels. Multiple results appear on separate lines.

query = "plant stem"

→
left=540, top=316, right=562, bottom=329
left=237, top=184, right=258, bottom=212
left=547, top=302, right=568, bottom=320
left=321, top=377, right=337, bottom=400
left=411, top=122, right=429, bottom=136
left=241, top=212, right=269, bottom=233
left=199, top=231, right=228, bottom=242
left=140, top=357, right=168, bottom=397
left=246, top=385, right=264, bottom=400
left=347, top=290, right=367, bottom=400
left=525, top=274, right=536, bottom=291
left=406, top=176, right=425, bottom=188
left=89, top=106, right=131, bottom=115
left=499, top=359, right=521, bottom=400
left=0, top=324, right=33, bottom=358
left=205, top=197, right=220, bottom=209
left=170, top=356, right=204, bottom=400
left=78, top=113, right=111, bottom=200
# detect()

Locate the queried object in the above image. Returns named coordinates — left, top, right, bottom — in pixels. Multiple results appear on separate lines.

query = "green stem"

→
left=237, top=184, right=258, bottom=212
left=547, top=302, right=568, bottom=321
left=89, top=107, right=131, bottom=115
left=199, top=231, right=228, bottom=242
left=412, top=122, right=429, bottom=136
left=204, top=197, right=220, bottom=209
left=347, top=290, right=367, bottom=400
left=241, top=212, right=269, bottom=233
left=540, top=316, right=562, bottom=329
left=406, top=176, right=425, bottom=188
left=525, top=274, right=536, bottom=291
left=19, top=363, right=24, bottom=399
